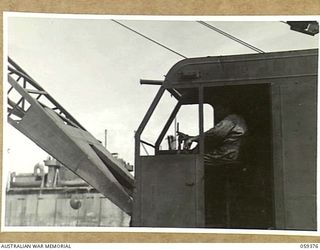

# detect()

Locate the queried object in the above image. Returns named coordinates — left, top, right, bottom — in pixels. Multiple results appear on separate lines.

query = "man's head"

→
left=214, top=104, right=231, bottom=123
left=212, top=97, right=233, bottom=123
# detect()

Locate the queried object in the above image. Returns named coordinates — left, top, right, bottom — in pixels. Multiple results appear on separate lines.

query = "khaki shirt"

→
left=204, top=114, right=247, bottom=164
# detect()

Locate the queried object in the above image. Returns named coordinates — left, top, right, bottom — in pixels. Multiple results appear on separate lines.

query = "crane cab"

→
left=132, top=49, right=318, bottom=230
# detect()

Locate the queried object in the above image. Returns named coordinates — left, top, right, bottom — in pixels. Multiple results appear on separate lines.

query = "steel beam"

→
left=7, top=59, right=134, bottom=214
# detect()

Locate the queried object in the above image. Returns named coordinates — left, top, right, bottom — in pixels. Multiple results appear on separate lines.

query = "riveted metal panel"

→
left=5, top=191, right=130, bottom=227
left=138, top=154, right=203, bottom=227
left=54, top=197, right=79, bottom=226
left=272, top=77, right=317, bottom=230
left=165, top=49, right=317, bottom=87
left=36, top=195, right=57, bottom=226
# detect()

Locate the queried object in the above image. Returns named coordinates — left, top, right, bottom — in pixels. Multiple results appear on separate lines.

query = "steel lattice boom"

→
left=7, top=57, right=134, bottom=214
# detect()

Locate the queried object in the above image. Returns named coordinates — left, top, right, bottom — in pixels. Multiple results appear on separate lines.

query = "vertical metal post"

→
left=133, top=86, right=165, bottom=226
left=174, top=117, right=177, bottom=149
left=198, top=86, right=204, bottom=155
left=196, top=85, right=205, bottom=227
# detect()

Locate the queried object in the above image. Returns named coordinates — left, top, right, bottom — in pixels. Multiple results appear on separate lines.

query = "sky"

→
left=4, top=15, right=319, bottom=176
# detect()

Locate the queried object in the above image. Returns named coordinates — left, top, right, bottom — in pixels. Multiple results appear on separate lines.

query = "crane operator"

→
left=179, top=104, right=247, bottom=166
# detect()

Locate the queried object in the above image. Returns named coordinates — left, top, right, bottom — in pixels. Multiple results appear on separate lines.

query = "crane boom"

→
left=7, top=58, right=134, bottom=214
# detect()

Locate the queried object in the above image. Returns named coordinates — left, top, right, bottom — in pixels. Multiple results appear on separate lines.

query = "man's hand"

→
left=177, top=132, right=198, bottom=150
left=177, top=131, right=189, bottom=140
left=177, top=131, right=190, bottom=150
left=183, top=137, right=194, bottom=150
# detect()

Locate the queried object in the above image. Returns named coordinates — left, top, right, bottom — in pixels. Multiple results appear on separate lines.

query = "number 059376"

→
left=300, top=244, right=318, bottom=249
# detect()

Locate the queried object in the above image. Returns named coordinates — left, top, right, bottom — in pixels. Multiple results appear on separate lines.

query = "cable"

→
left=111, top=19, right=187, bottom=59
left=197, top=21, right=265, bottom=54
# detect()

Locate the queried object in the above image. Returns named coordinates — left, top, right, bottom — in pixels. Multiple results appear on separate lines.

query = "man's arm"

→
left=190, top=118, right=235, bottom=142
